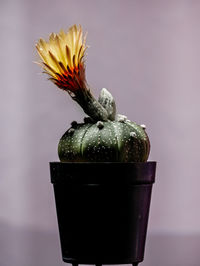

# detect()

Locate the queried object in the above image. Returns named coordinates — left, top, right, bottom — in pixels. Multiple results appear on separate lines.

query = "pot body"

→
left=50, top=162, right=156, bottom=265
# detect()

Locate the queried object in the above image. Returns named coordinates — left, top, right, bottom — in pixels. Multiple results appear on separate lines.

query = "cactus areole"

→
left=36, top=25, right=150, bottom=162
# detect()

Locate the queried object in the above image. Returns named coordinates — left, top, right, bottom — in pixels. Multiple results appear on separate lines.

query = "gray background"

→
left=1, top=0, right=200, bottom=265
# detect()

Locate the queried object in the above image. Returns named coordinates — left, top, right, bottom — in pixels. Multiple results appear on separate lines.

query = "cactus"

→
left=36, top=25, right=150, bottom=162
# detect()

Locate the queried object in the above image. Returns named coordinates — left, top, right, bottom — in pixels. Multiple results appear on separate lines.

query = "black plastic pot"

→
left=50, top=162, right=156, bottom=266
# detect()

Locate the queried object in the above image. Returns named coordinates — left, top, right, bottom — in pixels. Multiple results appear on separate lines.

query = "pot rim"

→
left=50, top=161, right=156, bottom=185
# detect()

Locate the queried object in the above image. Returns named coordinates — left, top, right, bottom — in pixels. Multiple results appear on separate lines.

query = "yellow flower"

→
left=36, top=25, right=88, bottom=93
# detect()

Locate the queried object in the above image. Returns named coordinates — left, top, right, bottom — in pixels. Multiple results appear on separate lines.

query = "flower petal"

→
left=36, top=24, right=88, bottom=93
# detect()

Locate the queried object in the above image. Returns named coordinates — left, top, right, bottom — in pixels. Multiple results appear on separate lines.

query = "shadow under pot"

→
left=50, top=161, right=156, bottom=266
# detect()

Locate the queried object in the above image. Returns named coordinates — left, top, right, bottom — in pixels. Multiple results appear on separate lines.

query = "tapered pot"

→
left=50, top=162, right=156, bottom=265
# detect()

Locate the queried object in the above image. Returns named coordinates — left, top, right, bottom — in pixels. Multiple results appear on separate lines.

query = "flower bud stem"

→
left=73, top=86, right=109, bottom=122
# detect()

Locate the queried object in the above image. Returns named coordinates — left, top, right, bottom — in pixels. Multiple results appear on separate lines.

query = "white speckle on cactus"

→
left=97, top=121, right=104, bottom=129
left=140, top=124, right=146, bottom=130
left=117, top=114, right=127, bottom=122
left=68, top=128, right=75, bottom=135
left=130, top=132, right=136, bottom=138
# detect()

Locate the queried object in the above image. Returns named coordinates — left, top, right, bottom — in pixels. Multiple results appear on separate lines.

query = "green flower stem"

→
left=73, top=87, right=109, bottom=121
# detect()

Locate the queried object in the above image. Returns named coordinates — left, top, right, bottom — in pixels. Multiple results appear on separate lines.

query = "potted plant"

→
left=36, top=25, right=156, bottom=266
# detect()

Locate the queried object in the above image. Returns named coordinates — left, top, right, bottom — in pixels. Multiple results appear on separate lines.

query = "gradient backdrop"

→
left=1, top=0, right=200, bottom=265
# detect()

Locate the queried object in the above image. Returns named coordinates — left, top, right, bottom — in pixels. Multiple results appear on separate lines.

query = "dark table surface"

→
left=0, top=222, right=199, bottom=266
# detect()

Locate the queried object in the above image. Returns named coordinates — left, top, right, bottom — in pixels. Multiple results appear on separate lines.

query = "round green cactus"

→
left=58, top=120, right=150, bottom=162
left=36, top=25, right=151, bottom=162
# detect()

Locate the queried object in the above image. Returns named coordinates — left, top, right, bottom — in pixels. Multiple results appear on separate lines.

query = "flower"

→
left=36, top=25, right=88, bottom=94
